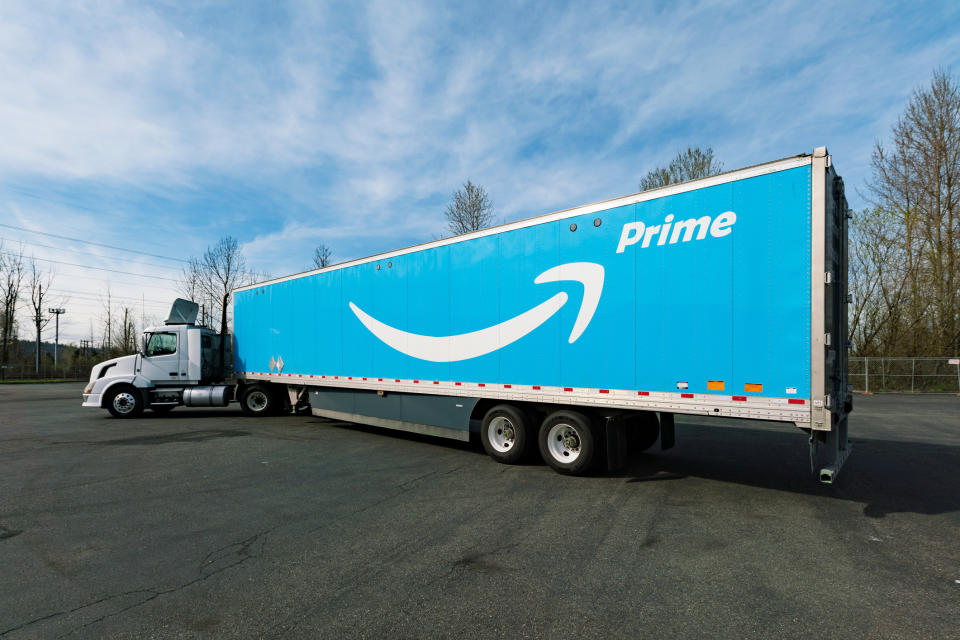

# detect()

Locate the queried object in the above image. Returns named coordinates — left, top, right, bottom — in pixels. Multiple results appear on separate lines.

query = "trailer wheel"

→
left=538, top=410, right=598, bottom=475
left=626, top=411, right=660, bottom=453
left=240, top=384, right=275, bottom=416
left=481, top=405, right=531, bottom=464
left=105, top=385, right=144, bottom=419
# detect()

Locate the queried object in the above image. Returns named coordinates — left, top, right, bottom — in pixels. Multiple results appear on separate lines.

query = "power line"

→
left=49, top=288, right=173, bottom=306
left=0, top=222, right=189, bottom=263
left=46, top=294, right=171, bottom=310
left=43, top=270, right=183, bottom=292
left=0, top=250, right=178, bottom=282
left=0, top=236, right=184, bottom=275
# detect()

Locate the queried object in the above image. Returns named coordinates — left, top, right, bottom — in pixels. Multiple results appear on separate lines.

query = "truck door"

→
left=140, top=330, right=183, bottom=383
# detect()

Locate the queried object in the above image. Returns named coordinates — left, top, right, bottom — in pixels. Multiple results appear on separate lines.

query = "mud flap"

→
left=659, top=412, right=675, bottom=450
left=605, top=419, right=627, bottom=472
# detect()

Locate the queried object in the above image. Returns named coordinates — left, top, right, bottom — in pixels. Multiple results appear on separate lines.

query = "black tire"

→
left=538, top=410, right=599, bottom=475
left=240, top=384, right=276, bottom=416
left=150, top=405, right=176, bottom=414
left=481, top=404, right=531, bottom=464
left=626, top=411, right=660, bottom=453
left=105, top=385, right=144, bottom=419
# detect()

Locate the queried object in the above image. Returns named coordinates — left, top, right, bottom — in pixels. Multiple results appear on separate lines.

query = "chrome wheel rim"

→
left=247, top=391, right=268, bottom=412
left=112, top=391, right=137, bottom=415
left=546, top=423, right=581, bottom=463
left=487, top=416, right=516, bottom=453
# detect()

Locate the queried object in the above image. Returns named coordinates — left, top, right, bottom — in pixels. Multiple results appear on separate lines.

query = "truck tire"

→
left=106, top=385, right=144, bottom=419
left=481, top=404, right=531, bottom=464
left=240, top=384, right=276, bottom=416
left=626, top=411, right=660, bottom=453
left=538, top=410, right=598, bottom=475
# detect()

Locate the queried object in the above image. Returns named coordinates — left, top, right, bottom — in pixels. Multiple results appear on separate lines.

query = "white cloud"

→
left=1, top=0, right=958, bottom=342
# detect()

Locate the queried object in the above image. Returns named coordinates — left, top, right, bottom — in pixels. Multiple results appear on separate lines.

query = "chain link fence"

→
left=849, top=357, right=960, bottom=393
left=0, top=364, right=90, bottom=382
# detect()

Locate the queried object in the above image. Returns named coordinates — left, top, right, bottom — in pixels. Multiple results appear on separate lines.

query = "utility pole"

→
left=34, top=283, right=41, bottom=375
left=49, top=308, right=66, bottom=368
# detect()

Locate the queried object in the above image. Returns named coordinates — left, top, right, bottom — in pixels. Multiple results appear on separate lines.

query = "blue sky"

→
left=1, top=0, right=958, bottom=344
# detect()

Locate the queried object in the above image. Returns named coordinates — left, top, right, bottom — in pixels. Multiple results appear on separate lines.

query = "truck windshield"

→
left=146, top=332, right=177, bottom=357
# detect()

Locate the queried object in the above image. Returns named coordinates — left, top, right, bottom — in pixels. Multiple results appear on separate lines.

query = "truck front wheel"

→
left=240, top=384, right=276, bottom=416
left=539, top=410, right=599, bottom=475
left=481, top=404, right=531, bottom=464
left=106, top=385, right=144, bottom=419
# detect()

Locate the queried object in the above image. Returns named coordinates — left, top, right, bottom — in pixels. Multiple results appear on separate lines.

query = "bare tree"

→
left=640, top=147, right=724, bottom=191
left=178, top=236, right=260, bottom=375
left=114, top=307, right=138, bottom=354
left=26, top=258, right=55, bottom=375
left=445, top=180, right=495, bottom=236
left=0, top=243, right=25, bottom=381
left=99, top=284, right=114, bottom=353
left=861, top=69, right=960, bottom=356
left=313, top=243, right=333, bottom=269
left=178, top=236, right=257, bottom=333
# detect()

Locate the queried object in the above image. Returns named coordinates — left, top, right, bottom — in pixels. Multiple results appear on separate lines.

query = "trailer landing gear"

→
left=809, top=416, right=852, bottom=484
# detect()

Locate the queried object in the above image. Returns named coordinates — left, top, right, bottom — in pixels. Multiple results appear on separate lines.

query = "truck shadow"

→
left=320, top=417, right=958, bottom=517
left=102, top=429, right=250, bottom=446
left=619, top=422, right=960, bottom=519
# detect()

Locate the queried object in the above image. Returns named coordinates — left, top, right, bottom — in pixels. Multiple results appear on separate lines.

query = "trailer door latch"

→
left=824, top=271, right=833, bottom=284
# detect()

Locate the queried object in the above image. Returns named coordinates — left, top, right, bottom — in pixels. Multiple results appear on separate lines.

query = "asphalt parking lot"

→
left=1, top=384, right=958, bottom=639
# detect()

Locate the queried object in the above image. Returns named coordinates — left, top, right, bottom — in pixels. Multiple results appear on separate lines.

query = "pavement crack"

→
left=1, top=530, right=272, bottom=638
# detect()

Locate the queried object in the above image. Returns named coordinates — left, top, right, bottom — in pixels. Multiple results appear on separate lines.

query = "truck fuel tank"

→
left=182, top=386, right=232, bottom=407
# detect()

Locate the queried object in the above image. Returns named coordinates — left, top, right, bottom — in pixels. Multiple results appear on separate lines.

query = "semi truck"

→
left=83, top=147, right=852, bottom=482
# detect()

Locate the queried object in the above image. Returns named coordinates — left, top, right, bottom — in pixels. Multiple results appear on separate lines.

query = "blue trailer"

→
left=82, top=147, right=850, bottom=482
left=228, top=147, right=851, bottom=481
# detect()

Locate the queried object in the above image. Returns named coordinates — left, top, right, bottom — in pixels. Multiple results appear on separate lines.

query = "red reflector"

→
left=378, top=378, right=383, bottom=382
left=413, top=380, right=419, bottom=383
left=599, top=389, right=609, bottom=394
left=394, top=379, right=400, bottom=382
left=504, top=384, right=512, bottom=388
left=433, top=381, right=439, bottom=385
left=637, top=391, right=649, bottom=396
left=479, top=383, right=486, bottom=387
left=363, top=377, right=367, bottom=380
left=788, top=398, right=805, bottom=405
left=532, top=385, right=541, bottom=390
left=564, top=387, right=573, bottom=392
left=732, top=396, right=747, bottom=401
left=681, top=393, right=693, bottom=398
left=348, top=377, right=352, bottom=380
left=322, top=375, right=326, bottom=378
left=455, top=382, right=462, bottom=386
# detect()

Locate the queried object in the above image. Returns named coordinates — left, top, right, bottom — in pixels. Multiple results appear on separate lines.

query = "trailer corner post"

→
left=810, top=147, right=830, bottom=433
left=809, top=147, right=851, bottom=483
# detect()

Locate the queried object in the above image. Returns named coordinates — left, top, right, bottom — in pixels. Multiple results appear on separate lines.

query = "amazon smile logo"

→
left=348, top=262, right=604, bottom=362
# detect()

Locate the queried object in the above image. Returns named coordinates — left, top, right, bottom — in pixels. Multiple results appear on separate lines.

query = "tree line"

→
left=851, top=70, right=959, bottom=357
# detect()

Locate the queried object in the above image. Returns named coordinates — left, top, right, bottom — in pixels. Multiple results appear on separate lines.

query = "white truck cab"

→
left=83, top=299, right=233, bottom=417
